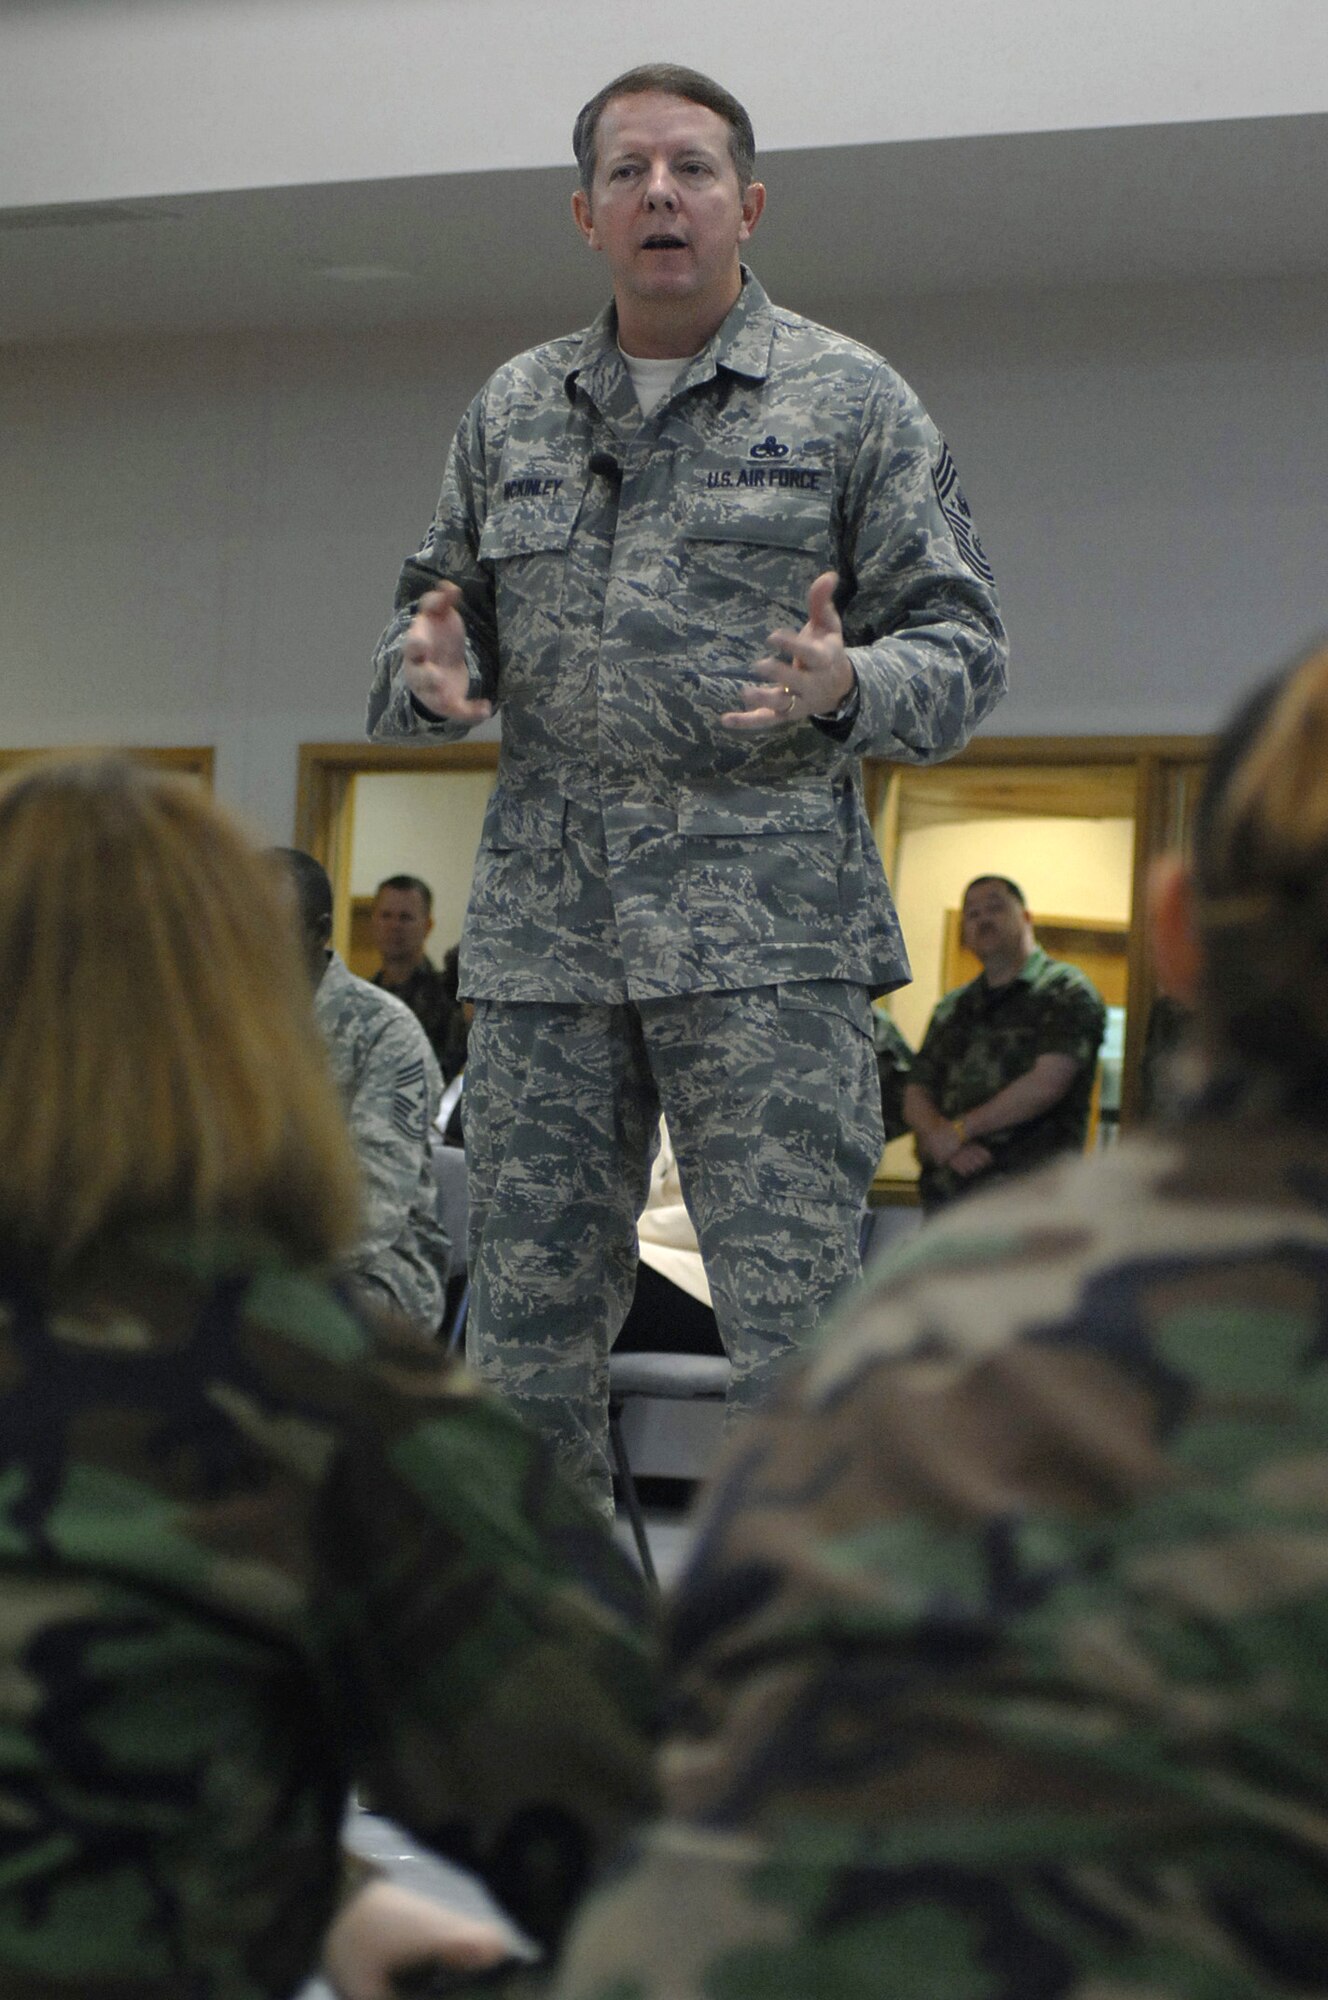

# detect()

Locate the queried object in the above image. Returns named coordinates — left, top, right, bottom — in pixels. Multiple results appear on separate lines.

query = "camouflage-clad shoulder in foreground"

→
left=554, top=1110, right=1328, bottom=1998
left=0, top=1225, right=657, bottom=1999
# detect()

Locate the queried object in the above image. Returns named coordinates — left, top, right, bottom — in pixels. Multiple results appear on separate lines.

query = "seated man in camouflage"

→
left=903, top=873, right=1106, bottom=1210
left=274, top=849, right=449, bottom=1330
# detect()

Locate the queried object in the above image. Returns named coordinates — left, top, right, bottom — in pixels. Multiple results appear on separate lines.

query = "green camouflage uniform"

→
left=366, top=271, right=1007, bottom=1507
left=372, top=951, right=470, bottom=1083
left=554, top=1100, right=1328, bottom=1999
left=0, top=1222, right=657, bottom=1999
left=314, top=949, right=449, bottom=1330
left=911, top=945, right=1106, bottom=1210
left=872, top=1007, right=914, bottom=1143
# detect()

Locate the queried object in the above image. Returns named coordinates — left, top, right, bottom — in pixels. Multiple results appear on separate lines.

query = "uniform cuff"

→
left=810, top=666, right=861, bottom=739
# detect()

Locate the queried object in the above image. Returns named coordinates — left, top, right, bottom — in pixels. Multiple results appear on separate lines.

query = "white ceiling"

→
left=1, top=112, right=1324, bottom=345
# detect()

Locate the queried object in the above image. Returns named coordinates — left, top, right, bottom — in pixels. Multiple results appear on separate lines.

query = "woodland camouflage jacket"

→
left=0, top=1225, right=657, bottom=1998
left=555, top=1109, right=1328, bottom=1999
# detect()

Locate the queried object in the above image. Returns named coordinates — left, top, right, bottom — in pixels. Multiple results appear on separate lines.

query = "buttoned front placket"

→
left=570, top=338, right=736, bottom=995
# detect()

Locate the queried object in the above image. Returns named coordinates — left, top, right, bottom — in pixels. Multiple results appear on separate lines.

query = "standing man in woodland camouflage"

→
left=904, top=873, right=1106, bottom=1210
left=366, top=62, right=1007, bottom=1510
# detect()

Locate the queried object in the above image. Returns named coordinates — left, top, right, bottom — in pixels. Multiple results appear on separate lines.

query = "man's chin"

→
left=626, top=266, right=704, bottom=305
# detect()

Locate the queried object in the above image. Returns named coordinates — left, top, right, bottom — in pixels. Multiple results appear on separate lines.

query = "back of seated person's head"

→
left=1187, top=639, right=1328, bottom=1108
left=0, top=756, right=360, bottom=1272
left=268, top=844, right=334, bottom=969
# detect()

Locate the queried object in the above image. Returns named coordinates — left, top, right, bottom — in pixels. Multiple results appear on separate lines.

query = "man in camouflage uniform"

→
left=366, top=64, right=1007, bottom=1509
left=276, top=849, right=449, bottom=1330
left=905, top=873, right=1106, bottom=1210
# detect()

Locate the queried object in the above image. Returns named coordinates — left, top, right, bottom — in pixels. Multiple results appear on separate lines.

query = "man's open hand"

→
left=402, top=585, right=493, bottom=723
left=721, top=571, right=856, bottom=730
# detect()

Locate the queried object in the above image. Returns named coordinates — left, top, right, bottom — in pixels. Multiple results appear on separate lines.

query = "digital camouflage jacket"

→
left=313, top=950, right=449, bottom=1330
left=0, top=1224, right=657, bottom=1998
left=367, top=273, right=1007, bottom=1003
left=554, top=1108, right=1328, bottom=1998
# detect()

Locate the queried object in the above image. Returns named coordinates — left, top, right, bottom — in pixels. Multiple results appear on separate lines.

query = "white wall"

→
left=844, top=276, right=1328, bottom=738
left=2, top=272, right=1323, bottom=839
left=0, top=317, right=506, bottom=839
left=6, top=1, right=1324, bottom=205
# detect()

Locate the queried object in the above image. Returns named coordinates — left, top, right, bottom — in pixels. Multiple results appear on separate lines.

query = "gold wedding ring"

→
left=779, top=684, right=796, bottom=717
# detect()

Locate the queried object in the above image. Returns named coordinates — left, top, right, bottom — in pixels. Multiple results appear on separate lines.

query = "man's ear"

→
left=572, top=188, right=597, bottom=250
left=1148, top=854, right=1203, bottom=1005
left=737, top=180, right=765, bottom=243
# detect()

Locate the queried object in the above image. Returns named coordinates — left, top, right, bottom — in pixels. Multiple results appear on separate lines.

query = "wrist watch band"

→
left=813, top=667, right=860, bottom=724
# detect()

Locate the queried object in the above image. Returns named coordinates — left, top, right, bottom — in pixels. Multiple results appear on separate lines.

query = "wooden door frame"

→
left=299, top=732, right=1212, bottom=1128
left=295, top=741, right=500, bottom=957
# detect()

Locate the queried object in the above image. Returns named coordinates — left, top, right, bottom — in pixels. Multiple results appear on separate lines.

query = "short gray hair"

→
left=572, top=64, right=756, bottom=196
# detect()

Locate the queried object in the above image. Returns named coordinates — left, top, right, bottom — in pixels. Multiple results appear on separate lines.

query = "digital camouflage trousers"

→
left=463, top=982, right=885, bottom=1513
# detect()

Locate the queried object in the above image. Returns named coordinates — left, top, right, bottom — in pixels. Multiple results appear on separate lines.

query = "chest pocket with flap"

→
left=476, top=488, right=580, bottom=688
left=681, top=480, right=835, bottom=629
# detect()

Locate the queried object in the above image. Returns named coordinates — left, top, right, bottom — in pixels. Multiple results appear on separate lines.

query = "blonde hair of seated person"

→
left=0, top=754, right=360, bottom=1270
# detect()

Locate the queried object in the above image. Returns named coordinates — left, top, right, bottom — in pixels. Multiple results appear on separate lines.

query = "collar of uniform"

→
left=563, top=266, right=775, bottom=414
left=374, top=956, right=436, bottom=993
left=979, top=943, right=1049, bottom=999
left=312, top=948, right=356, bottom=1032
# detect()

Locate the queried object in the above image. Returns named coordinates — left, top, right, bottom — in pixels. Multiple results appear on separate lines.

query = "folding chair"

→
left=608, top=1351, right=730, bottom=1587
left=429, top=1138, right=471, bottom=1350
